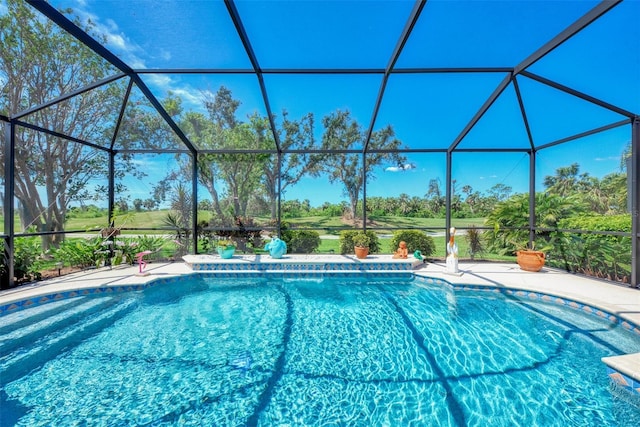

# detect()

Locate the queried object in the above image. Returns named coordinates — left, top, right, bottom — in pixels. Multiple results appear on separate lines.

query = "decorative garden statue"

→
left=446, top=227, right=459, bottom=274
left=392, top=241, right=408, bottom=259
left=265, top=237, right=287, bottom=259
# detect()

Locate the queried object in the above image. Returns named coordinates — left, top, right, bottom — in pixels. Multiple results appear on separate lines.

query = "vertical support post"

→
left=105, top=151, right=116, bottom=266
left=529, top=150, right=536, bottom=245
left=445, top=150, right=452, bottom=252
left=631, top=117, right=639, bottom=288
left=192, top=152, right=198, bottom=255
left=277, top=152, right=282, bottom=238
left=3, top=122, right=15, bottom=288
left=107, top=151, right=115, bottom=227
left=362, top=152, right=367, bottom=232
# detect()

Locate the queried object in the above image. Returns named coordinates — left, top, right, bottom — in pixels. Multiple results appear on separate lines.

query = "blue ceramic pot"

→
left=217, top=246, right=236, bottom=259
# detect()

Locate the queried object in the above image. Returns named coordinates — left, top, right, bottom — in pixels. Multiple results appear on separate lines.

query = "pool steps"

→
left=0, top=295, right=137, bottom=384
left=182, top=254, right=422, bottom=272
left=602, top=354, right=640, bottom=401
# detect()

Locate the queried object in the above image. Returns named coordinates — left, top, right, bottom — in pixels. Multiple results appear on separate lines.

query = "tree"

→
left=264, top=110, right=323, bottom=219
left=320, top=110, right=404, bottom=223
left=425, top=178, right=445, bottom=215
left=487, top=183, right=513, bottom=203
left=543, top=163, right=580, bottom=197
left=544, top=162, right=628, bottom=215
left=179, top=87, right=271, bottom=225
left=0, top=2, right=127, bottom=249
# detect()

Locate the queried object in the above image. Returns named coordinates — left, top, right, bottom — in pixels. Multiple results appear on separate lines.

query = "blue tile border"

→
left=186, top=261, right=414, bottom=272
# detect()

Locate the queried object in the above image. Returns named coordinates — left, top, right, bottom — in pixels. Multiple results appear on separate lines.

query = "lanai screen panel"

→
left=455, top=83, right=532, bottom=150
left=115, top=152, right=191, bottom=228
left=265, top=74, right=382, bottom=152
left=535, top=126, right=632, bottom=282
left=536, top=127, right=630, bottom=215
left=48, top=0, right=251, bottom=69
left=235, top=0, right=413, bottom=69
left=138, top=73, right=274, bottom=151
left=12, top=127, right=109, bottom=233
left=0, top=0, right=120, bottom=117
left=451, top=151, right=529, bottom=228
left=528, top=0, right=640, bottom=115
left=365, top=152, right=447, bottom=229
left=377, top=73, right=508, bottom=150
left=282, top=153, right=363, bottom=231
left=114, top=84, right=188, bottom=152
left=398, top=0, right=600, bottom=68
left=18, top=79, right=128, bottom=150
left=517, top=76, right=628, bottom=148
left=197, top=153, right=275, bottom=233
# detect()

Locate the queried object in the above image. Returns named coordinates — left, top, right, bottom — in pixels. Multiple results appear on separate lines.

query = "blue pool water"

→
left=1, top=275, right=639, bottom=426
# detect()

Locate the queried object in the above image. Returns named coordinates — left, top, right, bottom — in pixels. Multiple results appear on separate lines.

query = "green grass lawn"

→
left=2, top=210, right=487, bottom=233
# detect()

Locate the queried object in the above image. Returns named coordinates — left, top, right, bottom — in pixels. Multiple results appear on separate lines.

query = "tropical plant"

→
left=464, top=226, right=484, bottom=260
left=214, top=216, right=264, bottom=252
left=484, top=192, right=581, bottom=255
left=390, top=230, right=436, bottom=258
left=12, top=235, right=44, bottom=281
left=216, top=239, right=236, bottom=248
left=352, top=232, right=370, bottom=248
left=163, top=212, right=191, bottom=256
left=53, top=237, right=103, bottom=269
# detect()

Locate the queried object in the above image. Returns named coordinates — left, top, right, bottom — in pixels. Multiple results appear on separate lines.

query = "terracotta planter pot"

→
left=516, top=250, right=545, bottom=272
left=354, top=246, right=369, bottom=259
left=101, top=227, right=121, bottom=238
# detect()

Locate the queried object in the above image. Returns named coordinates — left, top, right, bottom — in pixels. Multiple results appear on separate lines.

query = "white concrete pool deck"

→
left=1, top=256, right=639, bottom=381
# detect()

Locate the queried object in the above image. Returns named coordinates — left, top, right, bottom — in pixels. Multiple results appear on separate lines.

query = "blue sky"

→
left=27, top=1, right=640, bottom=207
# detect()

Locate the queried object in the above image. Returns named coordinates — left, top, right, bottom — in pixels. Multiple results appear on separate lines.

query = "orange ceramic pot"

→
left=354, top=246, right=369, bottom=259
left=516, top=250, right=545, bottom=272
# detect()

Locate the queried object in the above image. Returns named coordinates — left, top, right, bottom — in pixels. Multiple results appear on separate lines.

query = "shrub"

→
left=550, top=215, right=631, bottom=282
left=389, top=230, right=435, bottom=257
left=286, top=230, right=321, bottom=254
left=136, top=235, right=166, bottom=253
left=13, top=235, right=44, bottom=281
left=1, top=236, right=45, bottom=285
left=339, top=230, right=380, bottom=254
left=53, top=237, right=103, bottom=268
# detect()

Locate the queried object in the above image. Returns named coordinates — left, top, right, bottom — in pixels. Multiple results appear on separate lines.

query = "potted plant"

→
left=516, top=241, right=546, bottom=272
left=217, top=240, right=236, bottom=259
left=100, top=226, right=121, bottom=238
left=352, top=232, right=370, bottom=259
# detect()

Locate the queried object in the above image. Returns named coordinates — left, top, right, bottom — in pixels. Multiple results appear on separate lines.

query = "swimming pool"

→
left=1, top=275, right=639, bottom=426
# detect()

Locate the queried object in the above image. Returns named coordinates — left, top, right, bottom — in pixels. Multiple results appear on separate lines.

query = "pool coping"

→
left=1, top=256, right=639, bottom=400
